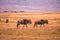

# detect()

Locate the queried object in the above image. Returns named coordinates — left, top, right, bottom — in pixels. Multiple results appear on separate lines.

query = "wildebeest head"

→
left=28, top=20, right=32, bottom=24
left=44, top=20, right=48, bottom=24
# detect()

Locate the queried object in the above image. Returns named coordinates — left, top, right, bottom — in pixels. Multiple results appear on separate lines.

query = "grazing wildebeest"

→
left=34, top=19, right=48, bottom=28
left=17, top=19, right=32, bottom=28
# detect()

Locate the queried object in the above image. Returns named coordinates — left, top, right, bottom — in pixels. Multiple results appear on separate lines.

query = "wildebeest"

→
left=34, top=19, right=48, bottom=28
left=17, top=19, right=32, bottom=28
left=5, top=19, right=8, bottom=23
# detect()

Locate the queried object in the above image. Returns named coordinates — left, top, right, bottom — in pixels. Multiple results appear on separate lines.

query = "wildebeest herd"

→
left=0, top=18, right=48, bottom=28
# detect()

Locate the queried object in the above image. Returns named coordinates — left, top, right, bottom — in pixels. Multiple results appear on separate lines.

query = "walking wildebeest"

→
left=34, top=19, right=48, bottom=28
left=17, top=19, right=32, bottom=28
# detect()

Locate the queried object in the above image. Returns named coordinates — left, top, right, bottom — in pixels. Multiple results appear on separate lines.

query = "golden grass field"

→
left=0, top=12, right=60, bottom=40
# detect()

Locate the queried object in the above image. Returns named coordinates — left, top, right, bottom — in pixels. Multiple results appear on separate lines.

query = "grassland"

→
left=0, top=12, right=60, bottom=40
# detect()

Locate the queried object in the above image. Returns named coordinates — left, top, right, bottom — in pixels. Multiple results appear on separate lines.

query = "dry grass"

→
left=0, top=12, right=60, bottom=40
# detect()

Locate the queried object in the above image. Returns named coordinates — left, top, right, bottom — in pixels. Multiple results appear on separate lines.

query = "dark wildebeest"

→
left=5, top=19, right=8, bottom=23
left=34, top=19, right=48, bottom=28
left=17, top=19, right=32, bottom=28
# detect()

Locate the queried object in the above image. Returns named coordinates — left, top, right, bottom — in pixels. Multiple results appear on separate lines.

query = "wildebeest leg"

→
left=26, top=24, right=27, bottom=28
left=34, top=24, right=35, bottom=28
left=17, top=23, right=20, bottom=28
left=40, top=24, right=42, bottom=27
left=41, top=24, right=45, bottom=30
left=34, top=24, right=37, bottom=28
left=42, top=24, right=45, bottom=28
left=23, top=24, right=25, bottom=29
left=43, top=24, right=45, bottom=27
